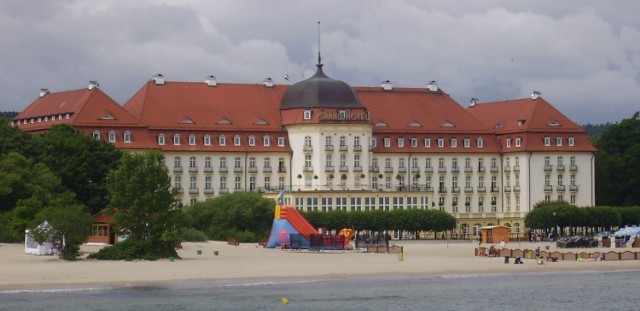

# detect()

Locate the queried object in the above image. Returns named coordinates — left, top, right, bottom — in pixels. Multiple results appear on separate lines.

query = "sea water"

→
left=1, top=270, right=638, bottom=310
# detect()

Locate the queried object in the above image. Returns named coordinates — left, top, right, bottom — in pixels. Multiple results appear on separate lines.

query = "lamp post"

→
left=552, top=212, right=557, bottom=240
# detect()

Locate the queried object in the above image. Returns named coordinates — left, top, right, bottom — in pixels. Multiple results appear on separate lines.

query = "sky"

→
left=2, top=0, right=639, bottom=124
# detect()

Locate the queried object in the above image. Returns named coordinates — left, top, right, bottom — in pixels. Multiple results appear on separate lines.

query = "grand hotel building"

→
left=13, top=62, right=596, bottom=238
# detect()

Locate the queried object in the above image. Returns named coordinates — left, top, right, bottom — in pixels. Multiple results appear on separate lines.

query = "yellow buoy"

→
left=281, top=298, right=289, bottom=305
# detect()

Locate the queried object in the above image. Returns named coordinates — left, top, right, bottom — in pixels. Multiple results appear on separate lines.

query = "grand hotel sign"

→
left=318, top=111, right=370, bottom=122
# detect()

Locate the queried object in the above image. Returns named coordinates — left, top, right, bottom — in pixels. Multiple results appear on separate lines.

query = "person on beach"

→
left=534, top=247, right=541, bottom=259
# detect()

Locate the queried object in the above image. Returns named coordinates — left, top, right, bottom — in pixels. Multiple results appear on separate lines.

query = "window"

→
left=249, top=157, right=256, bottom=168
left=424, top=138, right=431, bottom=148
left=477, top=137, right=484, bottom=148
left=365, top=197, right=375, bottom=211
left=235, top=176, right=242, bottom=190
left=393, top=197, right=404, bottom=210
left=491, top=158, right=497, bottom=168
left=411, top=158, right=418, bottom=169
left=174, top=176, right=181, bottom=189
left=557, top=175, right=563, bottom=186
left=437, top=138, right=444, bottom=148
left=371, top=137, right=377, bottom=148
left=558, top=156, right=564, bottom=166
left=322, top=198, right=333, bottom=212
left=544, top=156, right=550, bottom=166
left=220, top=157, right=227, bottom=168
left=264, top=158, right=271, bottom=169
left=248, top=135, right=256, bottom=146
left=338, top=110, right=346, bottom=119
left=385, top=176, right=391, bottom=190
left=264, top=177, right=271, bottom=189
left=450, top=138, right=457, bottom=148
left=189, top=176, right=196, bottom=190
left=304, top=136, right=312, bottom=147
left=234, top=157, right=241, bottom=169
left=545, top=174, right=550, bottom=186
left=543, top=136, right=551, bottom=146
left=123, top=131, right=131, bottom=143
left=425, top=158, right=432, bottom=168
left=438, top=158, right=445, bottom=169
left=398, top=138, right=404, bottom=148
left=326, top=155, right=333, bottom=167
left=410, top=138, right=417, bottom=148
left=92, top=131, right=100, bottom=140
left=304, top=110, right=312, bottom=120
left=278, top=176, right=285, bottom=189
left=568, top=136, right=575, bottom=146
left=340, top=136, right=346, bottom=148
left=189, top=157, right=196, bottom=168
left=478, top=176, right=484, bottom=188
left=465, top=158, right=471, bottom=168
left=325, top=136, right=332, bottom=147
left=384, top=138, right=391, bottom=147
left=306, top=155, right=312, bottom=168
left=354, top=154, right=360, bottom=168
left=173, top=134, right=180, bottom=145
left=108, top=131, right=116, bottom=143
left=570, top=195, right=576, bottom=204
left=556, top=136, right=563, bottom=146
left=379, top=197, right=390, bottom=211
left=336, top=197, right=347, bottom=211
left=188, top=134, right=196, bottom=146
left=570, top=156, right=576, bottom=166
left=205, top=176, right=212, bottom=190
left=278, top=137, right=285, bottom=147
left=174, top=157, right=182, bottom=168
left=371, top=176, right=378, bottom=189
left=220, top=176, right=227, bottom=190
left=234, top=135, right=241, bottom=146
left=452, top=158, right=458, bottom=169
left=463, top=138, right=470, bottom=148
left=340, top=154, right=346, bottom=168
left=204, top=135, right=211, bottom=146
left=158, top=134, right=165, bottom=145
left=219, top=135, right=226, bottom=146
left=506, top=138, right=512, bottom=148
left=515, top=137, right=522, bottom=147
left=354, top=136, right=360, bottom=148
left=205, top=157, right=211, bottom=168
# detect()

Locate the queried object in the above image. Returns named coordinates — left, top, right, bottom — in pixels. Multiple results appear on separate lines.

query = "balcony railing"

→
left=491, top=186, right=499, bottom=192
left=188, top=188, right=199, bottom=194
left=263, top=167, right=272, bottom=173
left=324, top=145, right=334, bottom=151
left=544, top=185, right=553, bottom=191
left=557, top=165, right=565, bottom=172
left=353, top=166, right=363, bottom=172
left=425, top=167, right=433, bottom=173
left=411, top=167, right=420, bottom=173
left=569, top=165, right=578, bottom=172
left=369, top=166, right=379, bottom=173
left=544, top=165, right=553, bottom=172
left=477, top=186, right=486, bottom=193
left=451, top=187, right=460, bottom=193
left=248, top=167, right=258, bottom=173
left=325, top=166, right=334, bottom=172
left=569, top=185, right=579, bottom=191
left=398, top=167, right=407, bottom=173
left=504, top=186, right=511, bottom=192
left=203, top=167, right=213, bottom=174
left=490, top=166, right=498, bottom=173
left=203, top=188, right=214, bottom=194
left=513, top=186, right=521, bottom=192
left=219, top=188, right=229, bottom=194
left=464, top=167, right=473, bottom=173
left=504, top=166, right=511, bottom=173
left=438, top=167, right=446, bottom=174
left=385, top=167, right=393, bottom=173
left=234, top=166, right=243, bottom=173
left=464, top=187, right=473, bottom=193
left=478, top=166, right=486, bottom=173
left=353, top=145, right=362, bottom=152
left=513, top=166, right=520, bottom=172
left=438, top=187, right=447, bottom=193
left=278, top=167, right=287, bottom=173
left=219, top=167, right=228, bottom=173
left=173, top=166, right=183, bottom=173
left=339, top=166, right=348, bottom=172
left=451, top=167, right=460, bottom=173
left=303, top=166, right=314, bottom=172
left=189, top=166, right=198, bottom=173
left=339, top=145, right=348, bottom=152
left=557, top=185, right=566, bottom=192
left=303, top=145, right=313, bottom=152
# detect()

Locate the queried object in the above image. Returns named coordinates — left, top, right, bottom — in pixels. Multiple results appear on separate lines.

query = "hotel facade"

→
left=13, top=63, right=596, bottom=239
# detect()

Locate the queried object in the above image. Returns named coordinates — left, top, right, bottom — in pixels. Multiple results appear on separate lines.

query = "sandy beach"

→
left=1, top=240, right=639, bottom=290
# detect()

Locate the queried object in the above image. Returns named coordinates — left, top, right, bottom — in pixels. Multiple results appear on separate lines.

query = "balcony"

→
left=544, top=165, right=553, bottom=172
left=263, top=167, right=272, bottom=173
left=385, top=167, right=394, bottom=173
left=424, top=186, right=434, bottom=192
left=557, top=165, right=565, bottom=172
left=544, top=185, right=553, bottom=192
left=504, top=186, right=511, bottom=193
left=233, top=166, right=243, bottom=173
left=478, top=166, right=486, bottom=173
left=464, top=167, right=473, bottom=173
left=278, top=167, right=287, bottom=173
left=203, top=167, right=213, bottom=174
left=504, top=166, right=511, bottom=173
left=424, top=167, right=433, bottom=174
left=173, top=166, right=183, bottom=173
left=219, top=188, right=229, bottom=194
left=513, top=166, right=520, bottom=173
left=353, top=145, right=362, bottom=152
left=477, top=186, right=486, bottom=193
left=438, top=167, right=447, bottom=174
left=324, top=145, right=334, bottom=152
left=451, top=187, right=460, bottom=193
left=491, top=186, right=500, bottom=192
left=248, top=167, right=258, bottom=174
left=397, top=167, right=407, bottom=173
left=339, top=166, right=348, bottom=172
left=369, top=166, right=379, bottom=173
left=513, top=186, right=521, bottom=193
left=174, top=187, right=183, bottom=194
left=353, top=166, right=363, bottom=172
left=203, top=188, right=214, bottom=194
left=188, top=188, right=199, bottom=194
left=189, top=166, right=198, bottom=173
left=325, top=166, right=334, bottom=172
left=557, top=185, right=566, bottom=192
left=339, top=145, right=348, bottom=152
left=303, top=166, right=314, bottom=172
left=569, top=185, right=579, bottom=192
left=490, top=166, right=499, bottom=173
left=303, top=145, right=313, bottom=152
left=451, top=167, right=460, bottom=173
left=569, top=165, right=578, bottom=172
left=411, top=167, right=420, bottom=174
left=219, top=167, right=228, bottom=174
left=438, top=187, right=447, bottom=193
left=464, top=187, right=473, bottom=193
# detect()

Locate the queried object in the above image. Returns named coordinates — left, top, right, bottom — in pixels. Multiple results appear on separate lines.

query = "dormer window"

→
left=371, top=137, right=377, bottom=148
left=263, top=135, right=270, bottom=146
left=451, top=138, right=457, bottom=148
left=219, top=135, right=227, bottom=146
left=173, top=134, right=181, bottom=145
left=203, top=135, right=211, bottom=146
left=108, top=131, right=116, bottom=143
left=463, top=138, right=470, bottom=148
left=92, top=131, right=100, bottom=140
left=384, top=138, right=391, bottom=148
left=158, top=134, right=166, bottom=145
left=424, top=138, right=431, bottom=148
left=437, top=138, right=445, bottom=148
left=476, top=137, right=484, bottom=148
left=338, top=110, right=346, bottom=119
left=568, top=136, right=575, bottom=146
left=234, top=135, right=241, bottom=146
left=304, top=110, right=312, bottom=120
left=398, top=138, right=404, bottom=148
left=506, top=138, right=512, bottom=148
left=556, top=136, right=563, bottom=146
left=515, top=137, right=522, bottom=147
left=543, top=136, right=551, bottom=146
left=410, top=138, right=418, bottom=148
left=123, top=131, right=131, bottom=143
left=188, top=134, right=196, bottom=146
left=277, top=137, right=285, bottom=147
left=248, top=135, right=256, bottom=146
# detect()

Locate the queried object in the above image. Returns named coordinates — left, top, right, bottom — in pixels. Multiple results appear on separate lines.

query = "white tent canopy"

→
left=24, top=220, right=57, bottom=255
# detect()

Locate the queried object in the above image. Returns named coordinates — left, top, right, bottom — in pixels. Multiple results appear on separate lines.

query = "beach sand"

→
left=1, top=240, right=639, bottom=290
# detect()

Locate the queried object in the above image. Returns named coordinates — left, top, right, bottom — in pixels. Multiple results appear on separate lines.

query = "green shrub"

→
left=88, top=239, right=179, bottom=261
left=181, top=228, right=208, bottom=242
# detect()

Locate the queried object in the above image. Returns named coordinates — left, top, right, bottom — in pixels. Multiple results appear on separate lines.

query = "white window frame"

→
left=173, top=134, right=181, bottom=145
left=188, top=134, right=196, bottom=146
left=278, top=137, right=285, bottom=147
left=384, top=138, right=391, bottom=148
left=304, top=110, right=312, bottom=120
left=424, top=138, right=431, bottom=148
left=204, top=135, right=211, bottom=146
left=463, top=138, right=470, bottom=148
left=544, top=137, right=551, bottom=146
left=450, top=138, right=457, bottom=148
left=108, top=131, right=116, bottom=143
left=556, top=136, right=563, bottom=146
left=123, top=131, right=131, bottom=143
left=248, top=135, right=256, bottom=146
left=477, top=137, right=484, bottom=148
left=398, top=138, right=404, bottom=148
left=568, top=136, right=575, bottom=146
left=234, top=135, right=241, bottom=146
left=219, top=135, right=226, bottom=146
left=92, top=131, right=100, bottom=140
left=515, top=137, right=521, bottom=147
left=437, top=138, right=445, bottom=148
left=263, top=135, right=270, bottom=146
left=158, top=134, right=166, bottom=145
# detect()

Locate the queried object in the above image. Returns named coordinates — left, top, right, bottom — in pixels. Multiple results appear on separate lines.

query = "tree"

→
left=0, top=118, right=38, bottom=158
left=92, top=151, right=181, bottom=260
left=30, top=192, right=93, bottom=260
left=0, top=152, right=60, bottom=213
left=183, top=191, right=274, bottom=242
left=35, top=124, right=122, bottom=214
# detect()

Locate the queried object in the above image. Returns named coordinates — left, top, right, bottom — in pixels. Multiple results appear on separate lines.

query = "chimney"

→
left=204, top=75, right=217, bottom=87
left=427, top=80, right=438, bottom=92
left=469, top=97, right=478, bottom=107
left=381, top=80, right=392, bottom=91
left=263, top=77, right=274, bottom=88
left=152, top=74, right=165, bottom=85
left=39, top=88, right=50, bottom=98
left=531, top=90, right=541, bottom=100
left=88, top=81, right=99, bottom=90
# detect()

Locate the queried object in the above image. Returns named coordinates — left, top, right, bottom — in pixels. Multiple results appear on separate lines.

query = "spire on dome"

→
left=317, top=21, right=323, bottom=68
